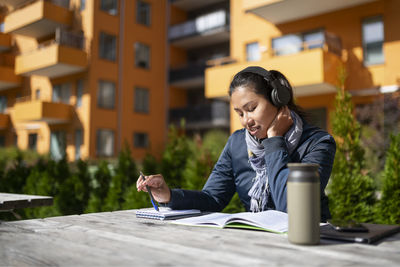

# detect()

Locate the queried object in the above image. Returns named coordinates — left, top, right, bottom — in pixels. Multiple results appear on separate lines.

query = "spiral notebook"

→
left=135, top=207, right=201, bottom=220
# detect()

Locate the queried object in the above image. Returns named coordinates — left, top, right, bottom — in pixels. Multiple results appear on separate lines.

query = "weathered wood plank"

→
left=1, top=210, right=399, bottom=266
left=0, top=193, right=53, bottom=211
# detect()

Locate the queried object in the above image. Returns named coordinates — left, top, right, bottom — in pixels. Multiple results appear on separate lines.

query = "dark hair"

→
left=229, top=69, right=307, bottom=120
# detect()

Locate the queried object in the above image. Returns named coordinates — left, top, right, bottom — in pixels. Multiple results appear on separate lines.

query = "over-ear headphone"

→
left=236, top=66, right=291, bottom=108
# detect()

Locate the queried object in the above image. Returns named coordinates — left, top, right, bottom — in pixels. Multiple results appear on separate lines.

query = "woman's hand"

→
left=267, top=106, right=293, bottom=138
left=136, top=174, right=171, bottom=203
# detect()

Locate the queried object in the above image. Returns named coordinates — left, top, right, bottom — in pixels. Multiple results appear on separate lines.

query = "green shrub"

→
left=104, top=145, right=138, bottom=211
left=85, top=160, right=112, bottom=213
left=328, top=68, right=376, bottom=223
left=375, top=133, right=400, bottom=224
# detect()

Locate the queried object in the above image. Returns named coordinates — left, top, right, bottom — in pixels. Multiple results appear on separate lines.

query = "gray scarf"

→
left=246, top=111, right=303, bottom=212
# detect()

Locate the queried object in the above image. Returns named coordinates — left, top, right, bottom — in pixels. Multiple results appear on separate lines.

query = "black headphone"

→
left=236, top=66, right=291, bottom=108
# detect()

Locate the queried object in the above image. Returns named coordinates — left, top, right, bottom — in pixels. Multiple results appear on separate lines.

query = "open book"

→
left=172, top=210, right=288, bottom=234
left=135, top=207, right=201, bottom=220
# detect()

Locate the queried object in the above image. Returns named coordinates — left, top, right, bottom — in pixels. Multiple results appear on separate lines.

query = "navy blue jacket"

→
left=168, top=121, right=336, bottom=221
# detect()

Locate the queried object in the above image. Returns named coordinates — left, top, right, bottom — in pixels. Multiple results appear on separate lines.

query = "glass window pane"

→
left=246, top=42, right=260, bottom=62
left=133, top=132, right=149, bottom=148
left=50, top=131, right=66, bottom=161
left=303, top=30, right=324, bottom=49
left=101, top=0, right=117, bottom=15
left=28, top=133, right=38, bottom=151
left=98, top=81, right=115, bottom=109
left=75, top=129, right=83, bottom=160
left=137, top=0, right=151, bottom=26
left=97, top=129, right=114, bottom=156
left=76, top=79, right=84, bottom=107
left=52, top=84, right=71, bottom=104
left=0, top=96, right=7, bottom=113
left=134, top=87, right=149, bottom=113
left=135, top=42, right=150, bottom=69
left=272, top=34, right=302, bottom=56
left=362, top=16, right=384, bottom=65
left=99, top=32, right=117, bottom=61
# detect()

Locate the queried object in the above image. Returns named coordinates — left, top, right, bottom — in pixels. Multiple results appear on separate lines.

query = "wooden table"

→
left=0, top=193, right=53, bottom=211
left=0, top=210, right=399, bottom=266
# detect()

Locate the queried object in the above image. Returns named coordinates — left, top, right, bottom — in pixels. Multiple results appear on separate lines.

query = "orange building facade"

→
left=0, top=0, right=167, bottom=161
left=205, top=0, right=400, bottom=132
left=0, top=0, right=399, bottom=161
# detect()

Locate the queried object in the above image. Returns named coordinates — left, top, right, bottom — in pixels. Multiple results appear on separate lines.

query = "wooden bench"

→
left=0, top=193, right=53, bottom=211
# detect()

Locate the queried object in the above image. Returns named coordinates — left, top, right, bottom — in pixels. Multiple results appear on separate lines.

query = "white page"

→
left=172, top=210, right=288, bottom=233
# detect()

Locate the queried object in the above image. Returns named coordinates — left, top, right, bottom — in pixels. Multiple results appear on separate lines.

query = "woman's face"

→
left=231, top=85, right=278, bottom=139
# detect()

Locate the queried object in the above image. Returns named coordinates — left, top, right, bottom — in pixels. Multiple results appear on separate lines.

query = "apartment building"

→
left=0, top=0, right=168, bottom=161
left=168, top=0, right=231, bottom=135
left=205, top=0, right=400, bottom=132
left=1, top=0, right=398, bottom=161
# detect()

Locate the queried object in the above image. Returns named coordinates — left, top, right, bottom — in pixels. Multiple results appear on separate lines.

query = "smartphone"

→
left=327, top=219, right=369, bottom=232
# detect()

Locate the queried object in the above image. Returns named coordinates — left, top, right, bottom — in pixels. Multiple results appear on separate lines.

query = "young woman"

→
left=137, top=66, right=336, bottom=222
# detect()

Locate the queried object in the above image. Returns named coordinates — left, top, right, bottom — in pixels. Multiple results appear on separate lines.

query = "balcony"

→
left=3, top=0, right=72, bottom=38
left=170, top=62, right=207, bottom=89
left=15, top=30, right=87, bottom=78
left=0, top=113, right=10, bottom=129
left=206, top=46, right=342, bottom=99
left=0, top=66, right=22, bottom=91
left=0, top=33, right=12, bottom=52
left=169, top=101, right=230, bottom=130
left=171, top=0, right=226, bottom=11
left=169, top=9, right=230, bottom=48
left=244, top=0, right=376, bottom=24
left=13, top=100, right=72, bottom=124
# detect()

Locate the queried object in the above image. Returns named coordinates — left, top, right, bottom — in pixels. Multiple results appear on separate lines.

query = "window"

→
left=134, top=42, right=150, bottom=69
left=0, top=23, right=4, bottom=33
left=99, top=32, right=117, bottom=61
left=272, top=30, right=324, bottom=56
left=137, top=0, right=151, bottom=26
left=75, top=129, right=83, bottom=160
left=53, top=83, right=71, bottom=104
left=100, top=0, right=117, bottom=15
left=76, top=79, right=84, bottom=107
left=133, top=132, right=149, bottom=148
left=97, top=129, right=114, bottom=157
left=0, top=96, right=7, bottom=113
left=246, top=42, right=260, bottom=62
left=80, top=0, right=86, bottom=11
left=98, top=81, right=115, bottom=109
left=0, top=136, right=5, bottom=147
left=35, top=89, right=40, bottom=100
left=50, top=131, right=66, bottom=161
left=28, top=133, right=38, bottom=151
left=303, top=30, right=324, bottom=49
left=362, top=16, right=384, bottom=65
left=134, top=87, right=149, bottom=113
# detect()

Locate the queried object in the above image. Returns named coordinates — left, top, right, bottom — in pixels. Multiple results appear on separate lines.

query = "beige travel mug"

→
left=287, top=163, right=320, bottom=245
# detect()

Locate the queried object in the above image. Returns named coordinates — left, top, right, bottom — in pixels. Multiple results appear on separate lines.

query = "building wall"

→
left=226, top=0, right=399, bottom=133
left=2, top=0, right=168, bottom=161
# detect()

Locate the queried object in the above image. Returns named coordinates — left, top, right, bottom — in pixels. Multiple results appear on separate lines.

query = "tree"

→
left=104, top=145, right=138, bottom=211
left=160, top=125, right=192, bottom=188
left=375, top=133, right=400, bottom=224
left=356, top=93, right=400, bottom=186
left=85, top=160, right=112, bottom=213
left=327, top=66, right=376, bottom=223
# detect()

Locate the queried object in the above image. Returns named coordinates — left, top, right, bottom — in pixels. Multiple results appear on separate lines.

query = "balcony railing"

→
left=169, top=10, right=229, bottom=41
left=3, top=0, right=70, bottom=13
left=170, top=62, right=207, bottom=84
left=169, top=101, right=230, bottom=129
left=272, top=31, right=342, bottom=57
left=19, top=28, right=85, bottom=56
